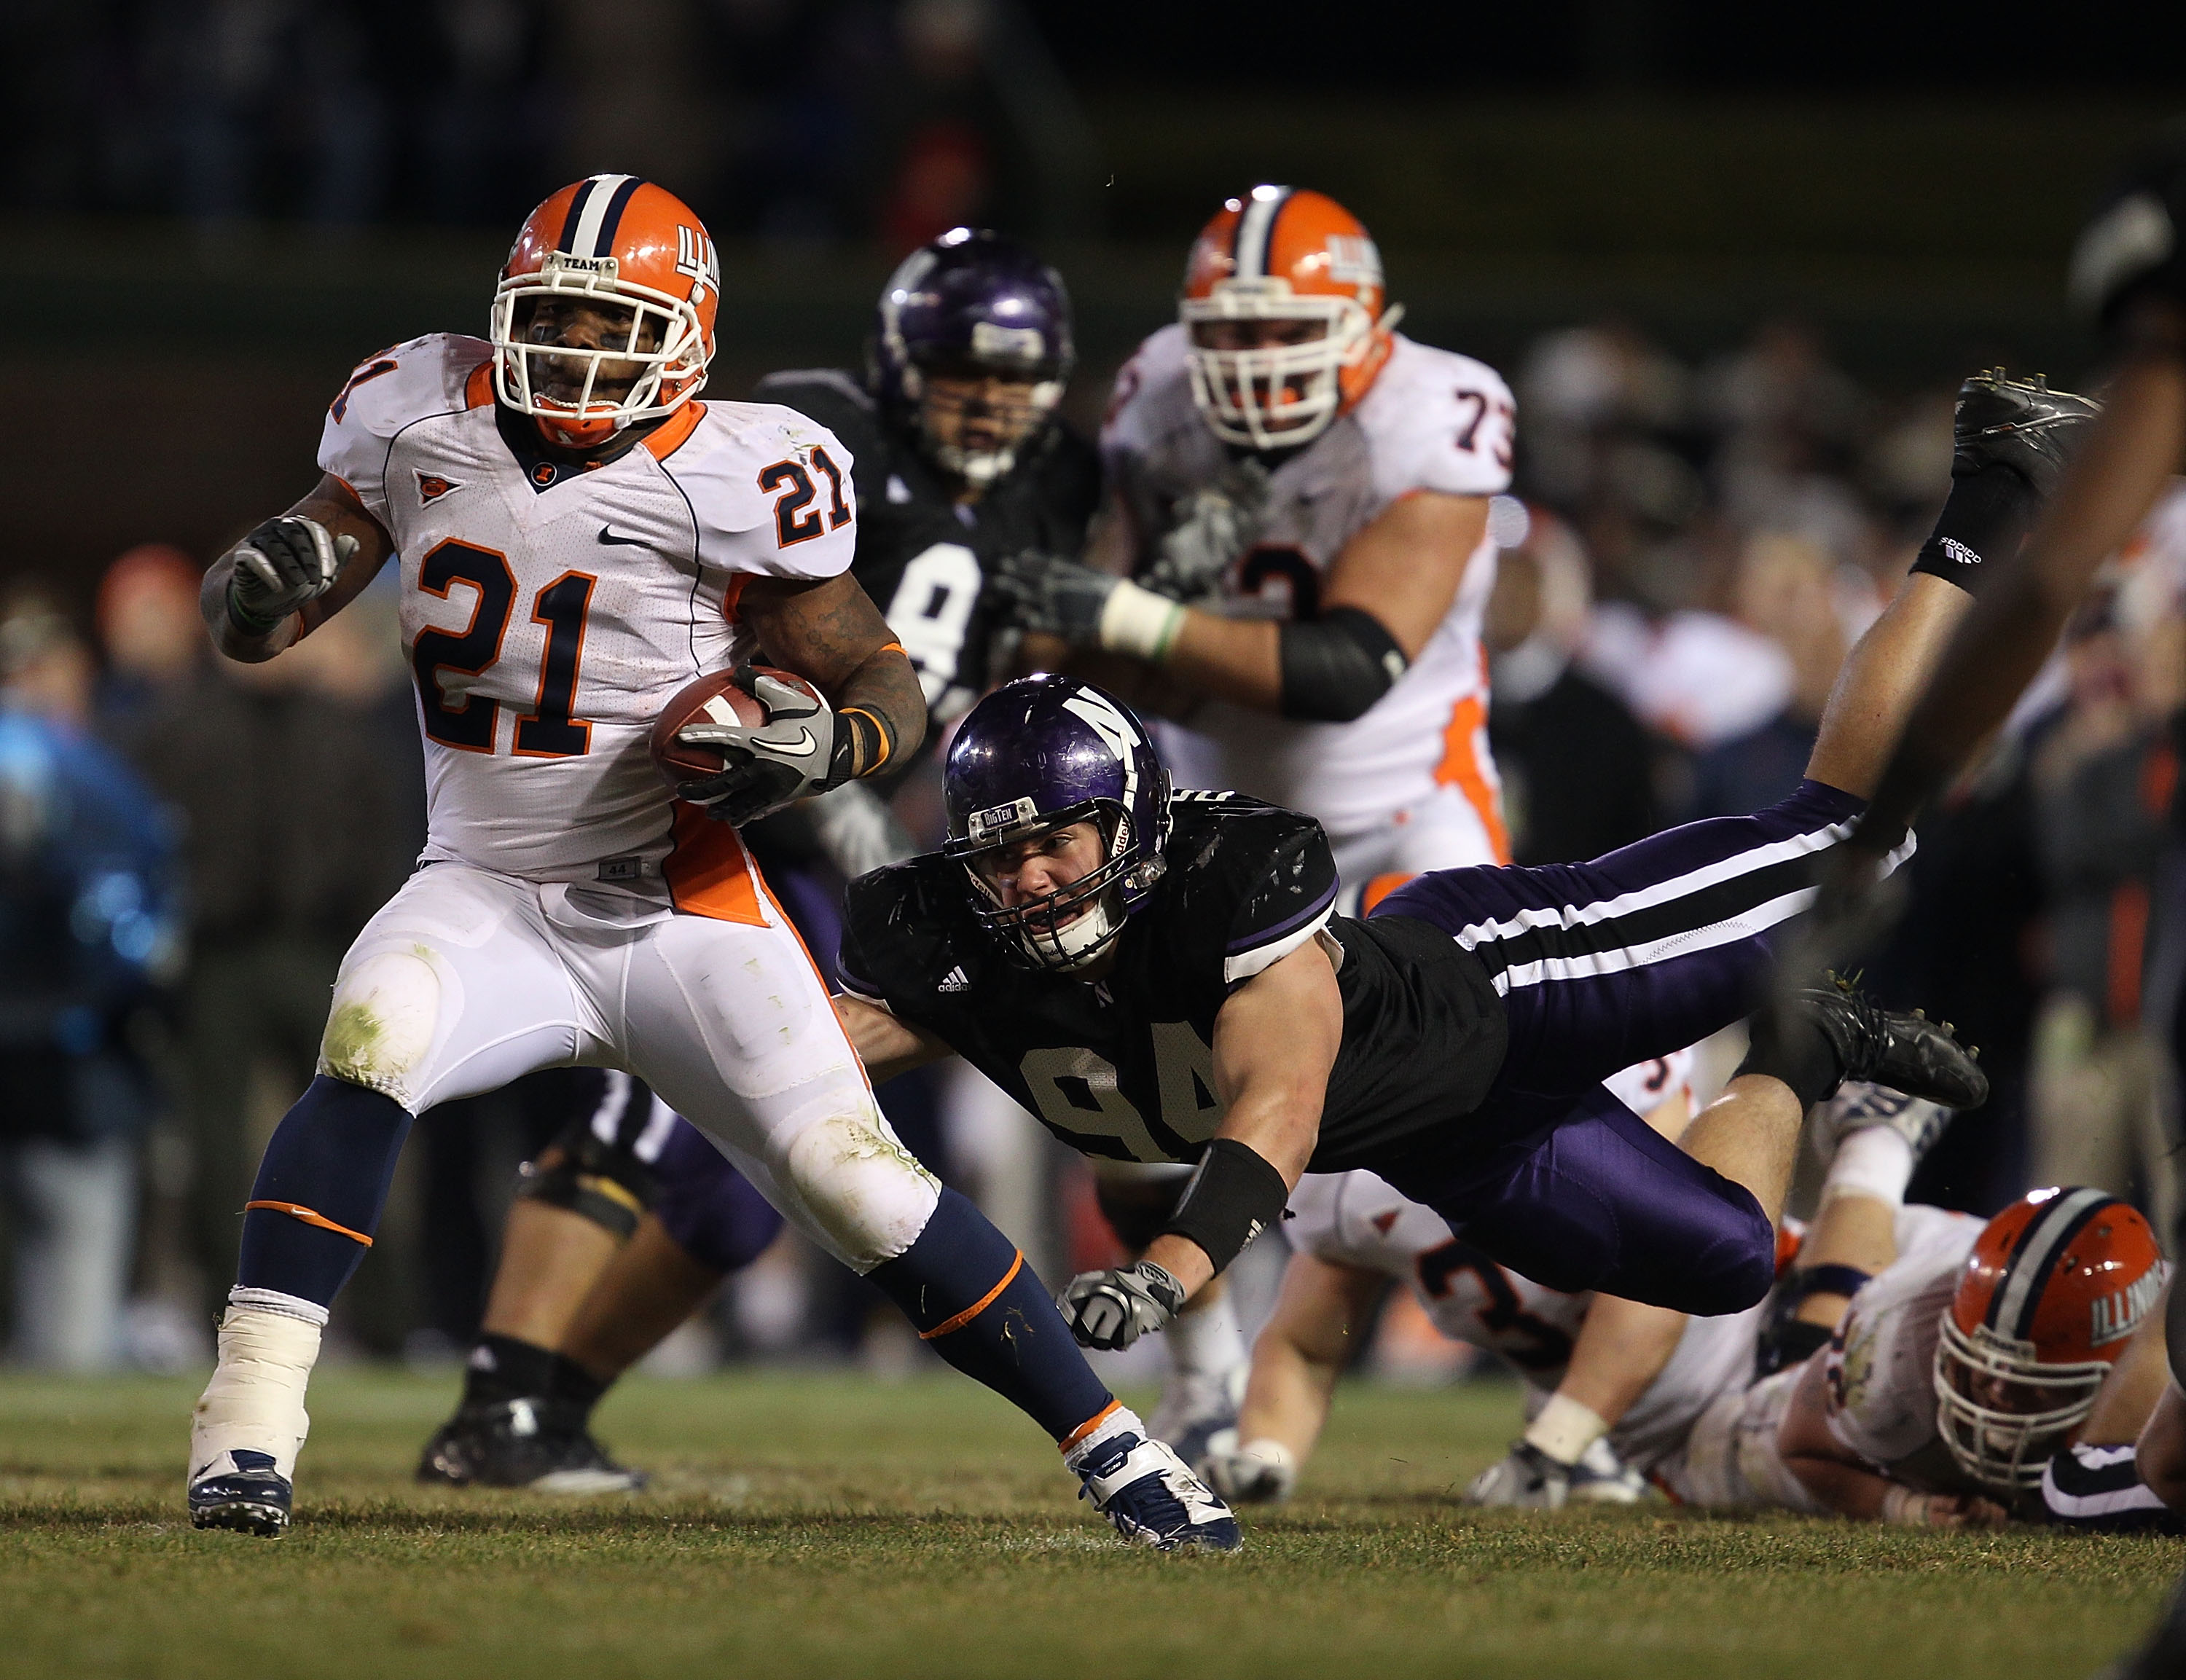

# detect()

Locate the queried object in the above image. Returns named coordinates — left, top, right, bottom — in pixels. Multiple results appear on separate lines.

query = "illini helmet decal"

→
left=1933, top=1187, right=2168, bottom=1494
left=490, top=174, right=721, bottom=449
left=1178, top=186, right=1403, bottom=451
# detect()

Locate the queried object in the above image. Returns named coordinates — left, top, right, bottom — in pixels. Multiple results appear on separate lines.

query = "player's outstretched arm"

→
left=1142, top=938, right=1341, bottom=1299
left=832, top=992, right=954, bottom=1085
left=741, top=573, right=928, bottom=775
left=1776, top=1355, right=2005, bottom=1527
left=996, top=491, right=1489, bottom=719
left=200, top=474, right=394, bottom=662
left=1207, top=1251, right=1387, bottom=1504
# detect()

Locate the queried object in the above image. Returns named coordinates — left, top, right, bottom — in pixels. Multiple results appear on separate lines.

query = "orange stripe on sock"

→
left=245, top=1201, right=374, bottom=1247
left=919, top=1249, right=1024, bottom=1341
left=1059, top=1399, right=1124, bottom=1453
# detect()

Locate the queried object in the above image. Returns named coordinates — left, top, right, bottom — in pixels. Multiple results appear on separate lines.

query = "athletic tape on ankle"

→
left=1523, top=1393, right=1609, bottom=1467
left=228, top=1286, right=331, bottom=1327
left=1822, top=1126, right=1916, bottom=1209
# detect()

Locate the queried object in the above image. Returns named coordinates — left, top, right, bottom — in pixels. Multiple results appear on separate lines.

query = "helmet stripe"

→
left=1232, top=187, right=1293, bottom=280
left=589, top=175, right=646, bottom=256
left=563, top=173, right=638, bottom=259
left=1988, top=1188, right=2113, bottom=1340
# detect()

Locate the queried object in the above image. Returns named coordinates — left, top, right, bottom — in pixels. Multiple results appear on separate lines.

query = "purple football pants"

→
left=1371, top=779, right=1877, bottom=1315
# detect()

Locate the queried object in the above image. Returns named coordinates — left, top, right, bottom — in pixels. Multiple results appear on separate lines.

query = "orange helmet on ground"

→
left=1933, top=1187, right=2167, bottom=1494
left=490, top=173, right=720, bottom=449
left=1178, top=185, right=1402, bottom=451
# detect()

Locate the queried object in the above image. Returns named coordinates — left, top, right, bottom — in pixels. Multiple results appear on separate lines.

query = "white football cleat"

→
left=1076, top=1431, right=1242, bottom=1551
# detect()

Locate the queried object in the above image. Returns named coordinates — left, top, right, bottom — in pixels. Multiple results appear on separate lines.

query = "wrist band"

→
left=1523, top=1392, right=1609, bottom=1467
left=1098, top=578, right=1188, bottom=662
left=1159, top=1138, right=1288, bottom=1275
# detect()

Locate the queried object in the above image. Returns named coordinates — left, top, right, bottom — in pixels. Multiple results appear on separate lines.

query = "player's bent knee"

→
left=318, top=947, right=444, bottom=1109
left=514, top=1115, right=662, bottom=1241
left=780, top=1103, right=941, bottom=1272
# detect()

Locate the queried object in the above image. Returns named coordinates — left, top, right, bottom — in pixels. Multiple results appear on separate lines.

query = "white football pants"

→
left=318, top=862, right=939, bottom=1271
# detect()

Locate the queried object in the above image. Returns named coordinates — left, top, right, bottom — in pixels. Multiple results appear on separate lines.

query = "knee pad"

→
left=318, top=948, right=442, bottom=1108
left=514, top=1115, right=664, bottom=1242
left=1094, top=1170, right=1192, bottom=1252
left=779, top=1101, right=940, bottom=1272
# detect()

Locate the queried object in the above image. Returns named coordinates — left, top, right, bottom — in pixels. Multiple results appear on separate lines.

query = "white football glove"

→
left=228, top=515, right=356, bottom=629
left=1202, top=1431, right=1297, bottom=1505
left=1057, top=1260, right=1184, bottom=1351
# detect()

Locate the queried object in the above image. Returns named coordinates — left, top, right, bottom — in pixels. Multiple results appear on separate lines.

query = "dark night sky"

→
left=1031, top=1, right=2184, bottom=93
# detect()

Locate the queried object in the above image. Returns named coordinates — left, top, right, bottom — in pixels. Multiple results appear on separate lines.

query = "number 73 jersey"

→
left=318, top=333, right=858, bottom=884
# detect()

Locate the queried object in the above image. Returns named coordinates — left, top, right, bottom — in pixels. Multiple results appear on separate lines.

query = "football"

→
left=648, top=665, right=823, bottom=791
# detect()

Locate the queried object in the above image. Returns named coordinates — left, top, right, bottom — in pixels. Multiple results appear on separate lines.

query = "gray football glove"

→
left=1057, top=1259, right=1185, bottom=1351
left=990, top=549, right=1121, bottom=645
left=674, top=666, right=845, bottom=827
left=228, top=515, right=356, bottom=630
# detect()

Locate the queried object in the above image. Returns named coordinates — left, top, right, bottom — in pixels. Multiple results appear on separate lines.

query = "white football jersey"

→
left=1103, top=327, right=1515, bottom=847
left=317, top=333, right=858, bottom=902
left=1819, top=1203, right=1985, bottom=1490
left=1287, top=1169, right=1763, bottom=1475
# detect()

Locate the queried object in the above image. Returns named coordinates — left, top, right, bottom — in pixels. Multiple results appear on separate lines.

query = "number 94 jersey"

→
left=318, top=333, right=858, bottom=884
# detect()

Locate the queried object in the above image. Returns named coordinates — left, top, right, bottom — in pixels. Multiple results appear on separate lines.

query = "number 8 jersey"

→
left=318, top=331, right=861, bottom=887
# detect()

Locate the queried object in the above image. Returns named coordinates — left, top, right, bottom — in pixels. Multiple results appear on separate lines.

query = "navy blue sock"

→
left=236, top=1075, right=415, bottom=1308
left=866, top=1188, right=1116, bottom=1446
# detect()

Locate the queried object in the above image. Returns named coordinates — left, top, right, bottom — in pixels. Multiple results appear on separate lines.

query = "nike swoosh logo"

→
left=772, top=729, right=818, bottom=756
left=597, top=526, right=648, bottom=546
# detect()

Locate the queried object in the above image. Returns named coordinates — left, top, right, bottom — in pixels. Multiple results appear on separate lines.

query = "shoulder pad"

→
left=1355, top=337, right=1515, bottom=503
left=316, top=333, right=491, bottom=521
left=1164, top=794, right=1338, bottom=986
left=656, top=402, right=861, bottom=581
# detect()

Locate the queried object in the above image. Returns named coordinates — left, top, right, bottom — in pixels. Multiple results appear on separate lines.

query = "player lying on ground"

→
left=412, top=227, right=1105, bottom=1491
left=1200, top=1081, right=1965, bottom=1518
left=185, top=174, right=1239, bottom=1553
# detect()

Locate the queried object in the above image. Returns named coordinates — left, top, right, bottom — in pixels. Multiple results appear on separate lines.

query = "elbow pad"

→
left=1277, top=607, right=1409, bottom=723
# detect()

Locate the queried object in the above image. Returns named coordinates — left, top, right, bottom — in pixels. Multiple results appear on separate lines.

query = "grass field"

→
left=2, top=1367, right=2177, bottom=1679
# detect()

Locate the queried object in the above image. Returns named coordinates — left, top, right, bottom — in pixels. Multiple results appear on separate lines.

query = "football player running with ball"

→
left=186, top=176, right=1238, bottom=1553
left=412, top=228, right=1103, bottom=1491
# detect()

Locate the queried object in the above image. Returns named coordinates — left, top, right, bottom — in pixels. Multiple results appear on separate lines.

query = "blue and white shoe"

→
left=188, top=1449, right=291, bottom=1536
left=1077, top=1432, right=1242, bottom=1552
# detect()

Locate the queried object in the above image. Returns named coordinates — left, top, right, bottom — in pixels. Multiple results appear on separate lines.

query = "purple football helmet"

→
left=869, top=227, right=1075, bottom=489
left=943, top=675, right=1172, bottom=972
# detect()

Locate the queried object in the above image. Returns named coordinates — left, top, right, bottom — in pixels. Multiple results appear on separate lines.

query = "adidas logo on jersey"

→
left=938, top=966, right=970, bottom=993
left=417, top=470, right=464, bottom=506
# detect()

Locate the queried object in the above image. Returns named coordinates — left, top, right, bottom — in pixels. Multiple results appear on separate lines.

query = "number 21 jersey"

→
left=317, top=332, right=858, bottom=885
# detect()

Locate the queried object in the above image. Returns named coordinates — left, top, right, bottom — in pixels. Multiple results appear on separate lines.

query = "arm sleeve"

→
left=316, top=333, right=486, bottom=527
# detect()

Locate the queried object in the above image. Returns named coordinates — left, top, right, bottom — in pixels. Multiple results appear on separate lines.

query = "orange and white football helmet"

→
left=1933, top=1188, right=2167, bottom=1494
left=490, top=173, right=720, bottom=449
left=1178, top=185, right=1402, bottom=451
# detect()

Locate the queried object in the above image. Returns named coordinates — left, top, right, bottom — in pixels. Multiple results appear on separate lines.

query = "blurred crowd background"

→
left=2, top=0, right=2183, bottom=1382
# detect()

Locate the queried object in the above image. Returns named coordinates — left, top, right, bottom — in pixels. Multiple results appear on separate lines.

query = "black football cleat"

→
left=1793, top=978, right=1989, bottom=1112
left=189, top=1449, right=291, bottom=1536
left=416, top=1397, right=648, bottom=1493
left=1951, top=369, right=2101, bottom=498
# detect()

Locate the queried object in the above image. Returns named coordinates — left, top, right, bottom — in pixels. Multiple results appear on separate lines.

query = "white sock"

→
left=1062, top=1402, right=1147, bottom=1475
left=1824, top=1127, right=1916, bottom=1210
left=1165, top=1290, right=1245, bottom=1383
left=188, top=1294, right=326, bottom=1483
left=1524, top=1393, right=1608, bottom=1467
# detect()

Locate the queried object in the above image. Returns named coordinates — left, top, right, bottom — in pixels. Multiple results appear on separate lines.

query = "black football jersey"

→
left=837, top=790, right=1509, bottom=1172
left=752, top=369, right=1102, bottom=725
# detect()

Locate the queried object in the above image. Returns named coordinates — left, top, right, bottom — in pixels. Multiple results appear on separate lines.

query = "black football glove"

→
left=990, top=549, right=1122, bottom=645
left=227, top=515, right=356, bottom=632
left=673, top=666, right=849, bottom=827
left=1057, top=1260, right=1186, bottom=1351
